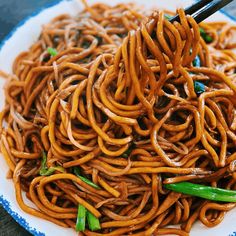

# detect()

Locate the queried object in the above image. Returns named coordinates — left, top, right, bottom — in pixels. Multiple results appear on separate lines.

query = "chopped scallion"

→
left=200, top=27, right=213, bottom=43
left=74, top=167, right=100, bottom=189
left=164, top=14, right=172, bottom=20
left=164, top=182, right=236, bottom=202
left=121, top=143, right=135, bottom=158
left=193, top=55, right=201, bottom=67
left=74, top=166, right=81, bottom=176
left=39, top=151, right=64, bottom=176
left=75, top=205, right=101, bottom=232
left=87, top=211, right=101, bottom=231
left=79, top=176, right=100, bottom=189
left=47, top=47, right=58, bottom=57
left=194, top=81, right=205, bottom=95
left=76, top=204, right=87, bottom=232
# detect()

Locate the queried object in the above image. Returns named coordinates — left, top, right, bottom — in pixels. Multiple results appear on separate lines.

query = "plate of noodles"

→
left=1, top=0, right=236, bottom=235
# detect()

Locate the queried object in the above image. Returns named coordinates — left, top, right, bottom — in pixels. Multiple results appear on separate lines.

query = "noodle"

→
left=1, top=1, right=236, bottom=235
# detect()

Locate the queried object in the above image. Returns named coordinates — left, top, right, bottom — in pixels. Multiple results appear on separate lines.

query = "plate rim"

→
left=0, top=2, right=71, bottom=235
left=0, top=1, right=236, bottom=236
left=0, top=194, right=45, bottom=236
left=0, top=0, right=71, bottom=51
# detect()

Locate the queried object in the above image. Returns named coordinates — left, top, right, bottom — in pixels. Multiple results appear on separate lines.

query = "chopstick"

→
left=170, top=0, right=213, bottom=23
left=192, top=0, right=233, bottom=23
left=170, top=0, right=233, bottom=24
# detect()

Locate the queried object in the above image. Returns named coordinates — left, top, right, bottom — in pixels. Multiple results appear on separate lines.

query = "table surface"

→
left=0, top=1, right=236, bottom=235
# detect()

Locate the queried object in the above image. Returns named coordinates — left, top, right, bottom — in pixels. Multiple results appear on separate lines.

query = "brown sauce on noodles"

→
left=1, top=2, right=236, bottom=235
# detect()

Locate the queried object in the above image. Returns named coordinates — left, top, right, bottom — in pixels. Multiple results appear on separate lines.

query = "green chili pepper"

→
left=47, top=47, right=58, bottom=56
left=87, top=211, right=101, bottom=231
left=200, top=28, right=213, bottom=43
left=74, top=167, right=100, bottom=189
left=76, top=204, right=87, bottom=232
left=193, top=55, right=201, bottom=67
left=194, top=81, right=205, bottom=94
left=39, top=151, right=64, bottom=176
left=164, top=182, right=236, bottom=202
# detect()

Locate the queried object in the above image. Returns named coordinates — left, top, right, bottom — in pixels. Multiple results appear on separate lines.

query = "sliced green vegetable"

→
left=39, top=151, right=64, bottom=176
left=95, top=36, right=103, bottom=45
left=39, top=151, right=48, bottom=174
left=75, top=205, right=101, bottom=232
left=164, top=182, right=236, bottom=202
left=76, top=204, right=87, bottom=232
left=194, top=81, right=205, bottom=94
left=193, top=55, right=201, bottom=67
left=51, top=166, right=65, bottom=172
left=164, top=14, right=172, bottom=20
left=74, top=166, right=81, bottom=176
left=121, top=149, right=131, bottom=158
left=87, top=211, right=101, bottom=231
left=82, top=41, right=90, bottom=49
left=79, top=176, right=100, bottom=189
left=205, top=34, right=213, bottom=43
left=40, top=168, right=55, bottom=176
left=200, top=27, right=213, bottom=43
left=74, top=167, right=100, bottom=189
left=121, top=143, right=135, bottom=158
left=47, top=47, right=58, bottom=56
left=199, top=27, right=205, bottom=35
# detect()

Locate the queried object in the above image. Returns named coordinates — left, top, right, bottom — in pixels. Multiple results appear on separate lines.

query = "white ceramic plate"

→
left=0, top=0, right=236, bottom=235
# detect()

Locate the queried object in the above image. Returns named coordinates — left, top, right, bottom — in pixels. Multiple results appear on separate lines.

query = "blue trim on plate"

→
left=0, top=195, right=45, bottom=236
left=0, top=1, right=236, bottom=236
left=0, top=0, right=72, bottom=51
left=0, top=2, right=72, bottom=235
left=220, top=9, right=236, bottom=22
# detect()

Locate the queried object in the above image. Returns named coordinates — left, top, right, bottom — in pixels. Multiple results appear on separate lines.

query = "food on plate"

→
left=1, top=1, right=236, bottom=235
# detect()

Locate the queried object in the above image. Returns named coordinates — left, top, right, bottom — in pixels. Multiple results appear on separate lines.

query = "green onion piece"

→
left=47, top=47, right=58, bottom=56
left=205, top=35, right=213, bottom=43
left=39, top=151, right=64, bottom=176
left=79, top=176, right=100, bottom=189
left=164, top=182, right=236, bottom=202
left=95, top=36, right=103, bottom=45
left=87, top=211, right=101, bottom=231
left=121, top=153, right=129, bottom=158
left=194, top=81, right=205, bottom=94
left=192, top=55, right=201, bottom=67
left=40, top=166, right=65, bottom=176
left=74, top=166, right=81, bottom=176
left=74, top=167, right=100, bottom=189
left=164, top=14, right=172, bottom=20
left=39, top=151, right=50, bottom=176
left=40, top=168, right=55, bottom=176
left=121, top=148, right=131, bottom=158
left=200, top=27, right=213, bottom=43
left=52, top=166, right=65, bottom=173
left=40, top=151, right=47, bottom=169
left=82, top=41, right=90, bottom=49
left=199, top=27, right=205, bottom=35
left=76, top=204, right=87, bottom=232
left=121, top=143, right=135, bottom=158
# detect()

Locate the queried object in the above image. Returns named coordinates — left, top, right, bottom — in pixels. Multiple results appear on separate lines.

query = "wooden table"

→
left=0, top=1, right=236, bottom=235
